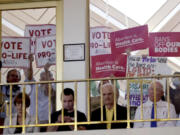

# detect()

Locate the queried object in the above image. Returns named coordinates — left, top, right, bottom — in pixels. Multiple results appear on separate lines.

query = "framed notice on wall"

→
left=63, top=43, right=85, bottom=61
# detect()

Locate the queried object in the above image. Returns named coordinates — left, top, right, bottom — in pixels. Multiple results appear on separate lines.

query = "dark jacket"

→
left=51, top=109, right=87, bottom=131
left=170, top=87, right=180, bottom=114
left=90, top=104, right=128, bottom=129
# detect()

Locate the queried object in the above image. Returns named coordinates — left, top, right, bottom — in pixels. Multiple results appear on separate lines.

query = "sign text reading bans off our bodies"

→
left=1, top=37, right=30, bottom=68
left=24, top=24, right=56, bottom=53
left=35, top=35, right=56, bottom=68
left=149, top=32, right=180, bottom=57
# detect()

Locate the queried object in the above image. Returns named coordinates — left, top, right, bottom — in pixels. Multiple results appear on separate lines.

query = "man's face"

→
left=40, top=72, right=53, bottom=81
left=7, top=70, right=20, bottom=83
left=102, top=85, right=114, bottom=107
left=63, top=95, right=74, bottom=113
left=148, top=82, right=163, bottom=102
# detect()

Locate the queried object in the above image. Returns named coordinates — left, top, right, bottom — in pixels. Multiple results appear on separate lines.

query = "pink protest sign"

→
left=1, top=37, right=30, bottom=68
left=110, top=25, right=148, bottom=54
left=24, top=24, right=56, bottom=53
left=35, top=35, right=56, bottom=68
left=149, top=32, right=180, bottom=57
left=91, top=54, right=127, bottom=78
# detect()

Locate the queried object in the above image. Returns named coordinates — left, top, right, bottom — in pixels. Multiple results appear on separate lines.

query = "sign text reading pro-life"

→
left=1, top=37, right=30, bottom=68
left=35, top=35, right=56, bottom=67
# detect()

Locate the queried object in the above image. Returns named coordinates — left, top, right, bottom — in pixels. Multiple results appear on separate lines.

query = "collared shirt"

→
left=106, top=106, right=114, bottom=129
left=134, top=99, right=177, bottom=128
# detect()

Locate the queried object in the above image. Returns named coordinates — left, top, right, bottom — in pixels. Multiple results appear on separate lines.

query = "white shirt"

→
left=25, top=79, right=56, bottom=122
left=134, top=99, right=177, bottom=128
left=24, top=78, right=36, bottom=117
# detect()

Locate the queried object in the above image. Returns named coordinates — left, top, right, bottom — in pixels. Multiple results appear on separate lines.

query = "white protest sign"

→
left=125, top=80, right=151, bottom=106
left=127, top=56, right=171, bottom=77
left=126, top=56, right=172, bottom=106
left=90, top=26, right=112, bottom=56
left=24, top=24, right=56, bottom=53
left=35, top=35, right=56, bottom=68
left=1, top=37, right=30, bottom=68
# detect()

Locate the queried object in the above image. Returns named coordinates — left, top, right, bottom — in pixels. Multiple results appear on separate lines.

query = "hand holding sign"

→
left=28, top=53, right=34, bottom=62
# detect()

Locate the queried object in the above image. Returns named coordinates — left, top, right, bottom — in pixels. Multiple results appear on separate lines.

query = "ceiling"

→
left=90, top=0, right=180, bottom=73
left=1, top=0, right=180, bottom=81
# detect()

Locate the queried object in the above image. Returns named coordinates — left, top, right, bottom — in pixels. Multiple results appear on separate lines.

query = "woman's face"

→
left=16, top=102, right=22, bottom=115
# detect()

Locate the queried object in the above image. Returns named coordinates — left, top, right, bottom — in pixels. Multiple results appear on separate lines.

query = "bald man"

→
left=134, top=81, right=177, bottom=128
left=90, top=83, right=128, bottom=129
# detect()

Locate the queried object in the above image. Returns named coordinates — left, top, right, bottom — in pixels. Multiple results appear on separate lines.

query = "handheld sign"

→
left=35, top=35, right=56, bottom=68
left=110, top=25, right=148, bottom=54
left=125, top=80, right=150, bottom=107
left=126, top=56, right=171, bottom=106
left=127, top=56, right=171, bottom=77
left=90, top=26, right=112, bottom=56
left=24, top=24, right=56, bottom=53
left=149, top=32, right=180, bottom=57
left=91, top=54, right=127, bottom=78
left=1, top=37, right=30, bottom=68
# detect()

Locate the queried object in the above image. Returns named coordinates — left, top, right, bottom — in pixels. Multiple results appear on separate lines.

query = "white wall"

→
left=63, top=0, right=87, bottom=114
left=22, top=127, right=180, bottom=135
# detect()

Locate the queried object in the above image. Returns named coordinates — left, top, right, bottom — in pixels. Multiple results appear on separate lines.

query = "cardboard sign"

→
left=35, top=35, right=56, bottom=68
left=90, top=26, right=112, bottom=56
left=127, top=56, right=171, bottom=77
left=125, top=80, right=150, bottom=106
left=126, top=56, right=171, bottom=106
left=1, top=37, right=30, bottom=68
left=91, top=54, right=127, bottom=78
left=24, top=24, right=56, bottom=53
left=149, top=32, right=180, bottom=57
left=110, top=25, right=148, bottom=54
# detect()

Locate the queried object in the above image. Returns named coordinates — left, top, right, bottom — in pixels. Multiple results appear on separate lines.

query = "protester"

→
left=3, top=93, right=39, bottom=134
left=23, top=56, right=56, bottom=123
left=47, top=88, right=87, bottom=132
left=23, top=54, right=36, bottom=117
left=1, top=69, right=21, bottom=117
left=37, top=63, right=56, bottom=125
left=170, top=72, right=180, bottom=114
left=134, top=81, right=176, bottom=128
left=169, top=72, right=180, bottom=126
